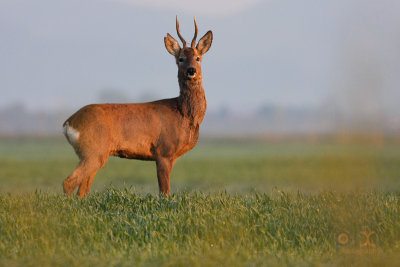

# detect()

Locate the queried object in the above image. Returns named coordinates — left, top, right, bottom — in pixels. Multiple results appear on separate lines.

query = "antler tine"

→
left=191, top=17, right=198, bottom=48
left=176, top=16, right=187, bottom=48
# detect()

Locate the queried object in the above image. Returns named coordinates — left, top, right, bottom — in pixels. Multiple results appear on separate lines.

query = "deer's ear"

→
left=196, top=31, right=213, bottom=55
left=164, top=33, right=181, bottom=56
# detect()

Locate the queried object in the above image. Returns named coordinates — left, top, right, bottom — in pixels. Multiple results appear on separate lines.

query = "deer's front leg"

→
left=156, top=157, right=175, bottom=196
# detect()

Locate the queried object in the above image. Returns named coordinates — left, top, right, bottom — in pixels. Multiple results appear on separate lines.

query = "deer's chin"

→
left=186, top=74, right=196, bottom=79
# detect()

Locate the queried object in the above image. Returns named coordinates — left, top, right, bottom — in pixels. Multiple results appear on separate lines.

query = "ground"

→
left=0, top=136, right=399, bottom=266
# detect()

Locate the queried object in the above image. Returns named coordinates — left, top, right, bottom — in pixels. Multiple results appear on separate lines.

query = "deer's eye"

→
left=179, top=58, right=184, bottom=63
left=196, top=57, right=200, bottom=62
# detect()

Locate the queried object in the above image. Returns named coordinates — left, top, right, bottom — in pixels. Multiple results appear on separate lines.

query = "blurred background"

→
left=1, top=0, right=399, bottom=137
left=1, top=0, right=400, bottom=194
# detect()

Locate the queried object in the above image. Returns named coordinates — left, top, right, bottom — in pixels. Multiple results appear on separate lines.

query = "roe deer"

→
left=62, top=17, right=213, bottom=197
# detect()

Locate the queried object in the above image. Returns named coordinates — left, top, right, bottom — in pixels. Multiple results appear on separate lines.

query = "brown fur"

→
left=62, top=18, right=213, bottom=198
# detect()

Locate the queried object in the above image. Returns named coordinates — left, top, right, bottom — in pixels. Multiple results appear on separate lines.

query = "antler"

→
left=191, top=17, right=198, bottom=48
left=176, top=16, right=187, bottom=48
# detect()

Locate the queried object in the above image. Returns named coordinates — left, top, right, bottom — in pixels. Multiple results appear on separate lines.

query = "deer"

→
left=62, top=17, right=213, bottom=198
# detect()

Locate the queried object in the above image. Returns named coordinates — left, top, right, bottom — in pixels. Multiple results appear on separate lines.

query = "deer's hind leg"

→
left=77, top=170, right=97, bottom=198
left=63, top=155, right=108, bottom=197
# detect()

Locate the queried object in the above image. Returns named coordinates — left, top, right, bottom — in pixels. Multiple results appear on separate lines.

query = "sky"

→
left=1, top=0, right=399, bottom=116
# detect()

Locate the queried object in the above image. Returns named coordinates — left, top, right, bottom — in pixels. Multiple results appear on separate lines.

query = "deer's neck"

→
left=178, top=77, right=207, bottom=126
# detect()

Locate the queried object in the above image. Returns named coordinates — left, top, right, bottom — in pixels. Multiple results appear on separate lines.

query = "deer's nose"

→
left=187, top=68, right=196, bottom=76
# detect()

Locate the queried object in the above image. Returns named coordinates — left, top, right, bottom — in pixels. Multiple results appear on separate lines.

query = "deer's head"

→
left=164, top=17, right=213, bottom=82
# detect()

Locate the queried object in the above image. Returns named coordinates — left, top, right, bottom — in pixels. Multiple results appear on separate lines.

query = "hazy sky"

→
left=1, top=0, right=399, bottom=115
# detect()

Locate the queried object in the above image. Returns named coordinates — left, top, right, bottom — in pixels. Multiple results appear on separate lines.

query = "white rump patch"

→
left=63, top=123, right=80, bottom=147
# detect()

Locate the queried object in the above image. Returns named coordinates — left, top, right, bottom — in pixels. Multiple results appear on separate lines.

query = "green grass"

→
left=0, top=137, right=400, bottom=266
left=1, top=190, right=399, bottom=266
left=1, top=137, right=400, bottom=194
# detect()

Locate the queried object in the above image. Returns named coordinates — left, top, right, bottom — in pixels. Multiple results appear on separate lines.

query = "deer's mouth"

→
left=186, top=73, right=196, bottom=79
left=186, top=67, right=197, bottom=79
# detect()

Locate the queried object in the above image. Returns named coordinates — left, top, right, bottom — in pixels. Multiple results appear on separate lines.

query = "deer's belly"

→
left=111, top=137, right=157, bottom=160
left=111, top=149, right=154, bottom=160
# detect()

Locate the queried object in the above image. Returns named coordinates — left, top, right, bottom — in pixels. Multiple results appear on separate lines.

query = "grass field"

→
left=0, top=136, right=400, bottom=266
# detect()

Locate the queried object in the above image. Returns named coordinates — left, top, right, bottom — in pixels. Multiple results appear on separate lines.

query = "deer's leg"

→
left=156, top=157, right=175, bottom=196
left=63, top=161, right=85, bottom=195
left=83, top=169, right=99, bottom=196
left=63, top=156, right=107, bottom=197
left=77, top=170, right=97, bottom=198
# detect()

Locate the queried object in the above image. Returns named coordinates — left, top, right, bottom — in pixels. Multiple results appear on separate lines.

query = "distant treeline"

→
left=0, top=103, right=399, bottom=136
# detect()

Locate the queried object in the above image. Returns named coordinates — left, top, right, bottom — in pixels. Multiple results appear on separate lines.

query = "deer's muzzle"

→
left=187, top=68, right=196, bottom=78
